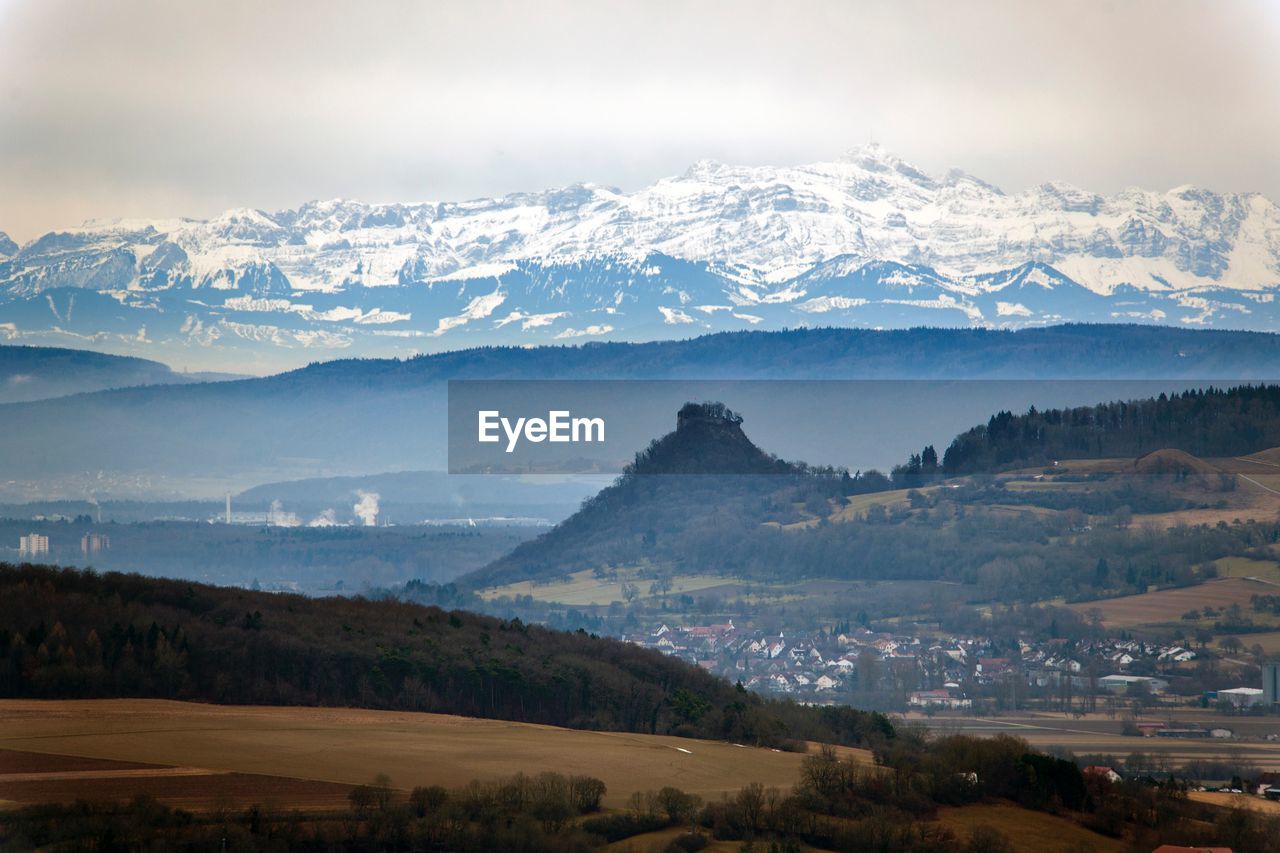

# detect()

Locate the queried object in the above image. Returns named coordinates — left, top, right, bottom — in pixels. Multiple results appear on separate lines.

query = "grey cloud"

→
left=0, top=0, right=1277, bottom=241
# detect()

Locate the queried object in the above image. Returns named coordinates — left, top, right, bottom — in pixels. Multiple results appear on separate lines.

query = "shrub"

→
left=409, top=784, right=448, bottom=817
left=963, top=825, right=1015, bottom=853
left=580, top=812, right=670, bottom=842
left=667, top=831, right=709, bottom=852
left=569, top=775, right=607, bottom=812
left=656, top=786, right=703, bottom=824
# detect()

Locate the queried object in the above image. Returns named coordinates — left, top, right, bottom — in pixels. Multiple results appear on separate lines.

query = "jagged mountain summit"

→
left=632, top=402, right=798, bottom=476
left=3, top=145, right=1280, bottom=368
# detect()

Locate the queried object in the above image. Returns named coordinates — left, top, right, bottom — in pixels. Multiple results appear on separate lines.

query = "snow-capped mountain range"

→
left=2, top=144, right=1279, bottom=368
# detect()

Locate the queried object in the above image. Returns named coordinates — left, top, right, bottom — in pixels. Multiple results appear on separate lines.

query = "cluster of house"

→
left=621, top=619, right=1217, bottom=707
left=621, top=621, right=927, bottom=698
left=1020, top=639, right=1197, bottom=686
left=1085, top=765, right=1280, bottom=801
left=1072, top=638, right=1198, bottom=667
left=621, top=621, right=1097, bottom=703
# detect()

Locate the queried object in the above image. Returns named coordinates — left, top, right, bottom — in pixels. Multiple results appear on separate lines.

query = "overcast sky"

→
left=1, top=0, right=1277, bottom=242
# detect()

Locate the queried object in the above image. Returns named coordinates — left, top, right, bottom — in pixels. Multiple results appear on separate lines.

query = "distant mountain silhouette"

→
left=6, top=324, right=1280, bottom=498
left=0, top=344, right=237, bottom=404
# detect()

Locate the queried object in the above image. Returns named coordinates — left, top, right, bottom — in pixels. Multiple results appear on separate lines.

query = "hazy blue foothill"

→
left=4, top=255, right=1280, bottom=370
left=0, top=344, right=239, bottom=404
left=0, top=325, right=1277, bottom=501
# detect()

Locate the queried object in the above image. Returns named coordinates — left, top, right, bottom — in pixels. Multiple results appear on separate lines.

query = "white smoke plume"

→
left=308, top=508, right=338, bottom=527
left=353, top=491, right=380, bottom=527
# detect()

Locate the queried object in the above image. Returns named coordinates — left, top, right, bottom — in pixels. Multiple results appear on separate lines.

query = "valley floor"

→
left=908, top=708, right=1280, bottom=770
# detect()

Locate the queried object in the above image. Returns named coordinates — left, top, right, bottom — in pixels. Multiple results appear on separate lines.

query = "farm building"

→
left=1083, top=765, right=1122, bottom=783
left=1217, top=686, right=1264, bottom=707
left=1098, top=674, right=1168, bottom=694
left=907, top=689, right=972, bottom=710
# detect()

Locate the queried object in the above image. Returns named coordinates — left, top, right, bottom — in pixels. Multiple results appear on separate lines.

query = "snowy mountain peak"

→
left=838, top=143, right=935, bottom=185
left=838, top=141, right=899, bottom=165
left=941, top=168, right=1006, bottom=196
left=681, top=158, right=730, bottom=179
left=3, top=148, right=1280, bottom=363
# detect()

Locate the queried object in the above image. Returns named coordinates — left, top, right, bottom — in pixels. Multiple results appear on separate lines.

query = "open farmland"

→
left=936, top=803, right=1124, bottom=853
left=1212, top=555, right=1280, bottom=581
left=1239, top=447, right=1280, bottom=469
left=0, top=749, right=355, bottom=812
left=782, top=487, right=915, bottom=528
left=477, top=568, right=731, bottom=605
left=479, top=569, right=968, bottom=624
left=998, top=451, right=1280, bottom=529
left=0, top=700, right=814, bottom=809
left=1221, top=630, right=1280, bottom=654
left=1069, top=577, right=1279, bottom=628
left=1189, top=791, right=1280, bottom=815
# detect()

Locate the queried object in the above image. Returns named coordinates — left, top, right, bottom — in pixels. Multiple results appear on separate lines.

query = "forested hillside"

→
left=278, top=324, right=1280, bottom=384
left=936, top=384, right=1280, bottom=475
left=474, top=483, right=1276, bottom=603
left=467, top=395, right=1280, bottom=602
left=0, top=563, right=891, bottom=749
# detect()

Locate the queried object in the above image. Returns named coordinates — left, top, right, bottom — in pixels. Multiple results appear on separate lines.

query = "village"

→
left=622, top=619, right=1280, bottom=721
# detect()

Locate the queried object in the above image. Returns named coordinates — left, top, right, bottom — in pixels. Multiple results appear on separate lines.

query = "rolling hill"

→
left=5, top=324, right=1280, bottom=501
left=0, top=699, right=819, bottom=811
left=465, top=401, right=850, bottom=588
left=465, top=385, right=1280, bottom=602
left=1130, top=448, right=1226, bottom=486
left=0, top=563, right=892, bottom=750
left=0, top=344, right=234, bottom=404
